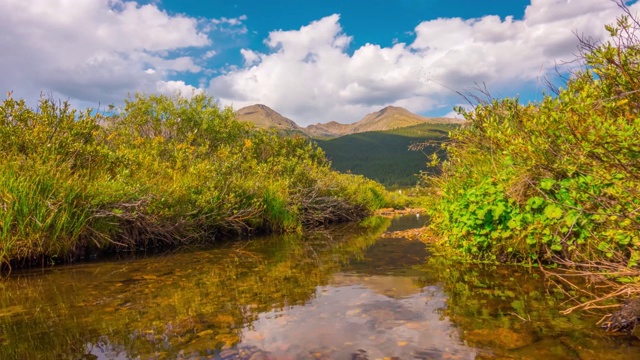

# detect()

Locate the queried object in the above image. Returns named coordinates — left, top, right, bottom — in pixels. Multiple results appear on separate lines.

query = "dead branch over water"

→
left=541, top=257, right=640, bottom=332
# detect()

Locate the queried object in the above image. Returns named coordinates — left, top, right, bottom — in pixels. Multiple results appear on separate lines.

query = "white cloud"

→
left=524, top=0, right=613, bottom=25
left=240, top=49, right=261, bottom=66
left=207, top=15, right=248, bottom=35
left=0, top=0, right=211, bottom=105
left=209, top=0, right=640, bottom=125
left=203, top=50, right=218, bottom=59
left=155, top=80, right=202, bottom=98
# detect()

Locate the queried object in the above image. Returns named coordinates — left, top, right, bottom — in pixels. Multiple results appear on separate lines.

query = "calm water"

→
left=1, top=215, right=639, bottom=359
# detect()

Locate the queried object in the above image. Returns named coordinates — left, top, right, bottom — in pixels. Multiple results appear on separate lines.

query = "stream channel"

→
left=1, top=215, right=640, bottom=359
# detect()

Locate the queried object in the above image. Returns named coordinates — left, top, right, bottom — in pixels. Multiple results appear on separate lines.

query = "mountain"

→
left=305, top=106, right=463, bottom=138
left=235, top=103, right=462, bottom=138
left=349, top=105, right=460, bottom=133
left=234, top=104, right=463, bottom=187
left=236, top=104, right=303, bottom=132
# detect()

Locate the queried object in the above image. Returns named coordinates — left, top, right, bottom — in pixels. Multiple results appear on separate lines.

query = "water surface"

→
left=1, top=215, right=638, bottom=359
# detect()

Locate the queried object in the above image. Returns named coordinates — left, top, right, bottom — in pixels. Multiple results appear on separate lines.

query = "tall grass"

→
left=0, top=164, right=90, bottom=266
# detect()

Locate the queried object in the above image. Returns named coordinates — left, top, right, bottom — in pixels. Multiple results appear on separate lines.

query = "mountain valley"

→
left=236, top=104, right=463, bottom=187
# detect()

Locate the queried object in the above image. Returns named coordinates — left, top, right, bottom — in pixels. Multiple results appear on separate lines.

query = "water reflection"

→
left=1, top=219, right=389, bottom=359
left=242, top=283, right=475, bottom=360
left=382, top=212, right=429, bottom=232
left=1, top=215, right=639, bottom=359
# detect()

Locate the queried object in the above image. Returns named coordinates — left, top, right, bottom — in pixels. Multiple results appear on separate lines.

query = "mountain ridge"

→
left=235, top=104, right=462, bottom=138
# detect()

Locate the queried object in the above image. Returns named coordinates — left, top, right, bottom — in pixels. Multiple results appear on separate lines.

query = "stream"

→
left=1, top=215, right=639, bottom=359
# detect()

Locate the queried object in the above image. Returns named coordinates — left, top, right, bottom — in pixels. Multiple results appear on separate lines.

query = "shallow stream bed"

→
left=1, top=215, right=639, bottom=359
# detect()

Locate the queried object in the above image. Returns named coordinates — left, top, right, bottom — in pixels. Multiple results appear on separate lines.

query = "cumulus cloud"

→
left=155, top=80, right=202, bottom=98
left=209, top=0, right=640, bottom=125
left=3, top=0, right=637, bottom=123
left=0, top=0, right=211, bottom=105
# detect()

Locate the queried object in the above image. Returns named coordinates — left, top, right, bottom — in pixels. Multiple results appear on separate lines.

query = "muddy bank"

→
left=374, top=207, right=426, bottom=217
left=380, top=228, right=428, bottom=241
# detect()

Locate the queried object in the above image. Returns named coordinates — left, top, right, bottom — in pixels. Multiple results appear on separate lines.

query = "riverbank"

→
left=374, top=207, right=426, bottom=217
left=0, top=93, right=402, bottom=271
left=379, top=218, right=640, bottom=333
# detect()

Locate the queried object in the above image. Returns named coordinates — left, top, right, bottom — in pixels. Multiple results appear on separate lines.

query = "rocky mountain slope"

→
left=235, top=104, right=302, bottom=131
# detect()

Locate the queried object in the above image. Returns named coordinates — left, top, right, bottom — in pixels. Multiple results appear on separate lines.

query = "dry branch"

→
left=540, top=257, right=640, bottom=332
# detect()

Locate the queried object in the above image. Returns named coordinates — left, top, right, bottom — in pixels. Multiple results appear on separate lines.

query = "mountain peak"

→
left=350, top=106, right=432, bottom=133
left=380, top=105, right=402, bottom=112
left=368, top=106, right=410, bottom=120
left=236, top=104, right=302, bottom=131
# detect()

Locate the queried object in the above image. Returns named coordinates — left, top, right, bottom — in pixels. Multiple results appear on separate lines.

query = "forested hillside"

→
left=317, top=123, right=459, bottom=187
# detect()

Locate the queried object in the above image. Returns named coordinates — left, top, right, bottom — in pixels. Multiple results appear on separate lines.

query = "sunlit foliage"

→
left=0, top=93, right=392, bottom=267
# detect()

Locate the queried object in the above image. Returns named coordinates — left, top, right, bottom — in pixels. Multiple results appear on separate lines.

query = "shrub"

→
left=424, top=15, right=640, bottom=264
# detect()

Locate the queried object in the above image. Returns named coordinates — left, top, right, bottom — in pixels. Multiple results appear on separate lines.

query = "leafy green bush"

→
left=424, top=16, right=640, bottom=264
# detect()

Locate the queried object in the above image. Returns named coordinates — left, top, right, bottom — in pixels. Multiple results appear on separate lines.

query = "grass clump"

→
left=0, top=92, right=392, bottom=269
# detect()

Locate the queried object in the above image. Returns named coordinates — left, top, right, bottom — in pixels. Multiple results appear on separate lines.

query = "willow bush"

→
left=424, top=15, right=640, bottom=265
left=0, top=92, right=392, bottom=268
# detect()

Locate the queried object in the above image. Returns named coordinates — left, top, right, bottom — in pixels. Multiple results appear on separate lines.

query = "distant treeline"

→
left=317, top=123, right=458, bottom=188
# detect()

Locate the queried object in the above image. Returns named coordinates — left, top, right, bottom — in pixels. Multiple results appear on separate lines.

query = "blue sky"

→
left=1, top=0, right=638, bottom=125
left=158, top=1, right=529, bottom=61
left=159, top=1, right=530, bottom=82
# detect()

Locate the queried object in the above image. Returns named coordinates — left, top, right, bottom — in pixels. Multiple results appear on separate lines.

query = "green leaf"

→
left=597, top=241, right=610, bottom=252
left=540, top=178, right=556, bottom=191
left=564, top=211, right=579, bottom=227
left=511, top=299, right=525, bottom=313
left=493, top=204, right=506, bottom=218
left=544, top=204, right=563, bottom=219
left=527, top=197, right=544, bottom=210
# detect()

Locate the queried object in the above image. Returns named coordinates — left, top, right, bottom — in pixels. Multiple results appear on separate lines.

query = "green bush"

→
left=424, top=16, right=640, bottom=264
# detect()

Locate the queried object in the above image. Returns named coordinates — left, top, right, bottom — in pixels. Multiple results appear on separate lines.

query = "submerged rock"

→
left=465, top=327, right=536, bottom=350
left=602, top=297, right=640, bottom=332
left=510, top=338, right=579, bottom=359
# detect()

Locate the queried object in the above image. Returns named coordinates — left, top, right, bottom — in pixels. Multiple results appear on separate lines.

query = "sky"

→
left=1, top=0, right=639, bottom=125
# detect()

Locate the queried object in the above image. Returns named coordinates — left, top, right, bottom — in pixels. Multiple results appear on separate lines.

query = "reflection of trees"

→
left=0, top=218, right=390, bottom=359
left=414, top=258, right=636, bottom=357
